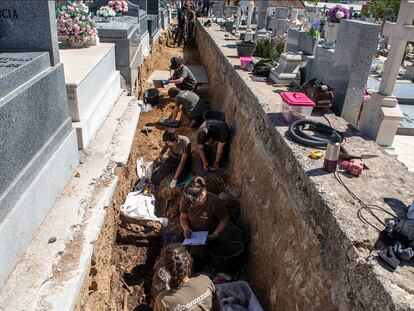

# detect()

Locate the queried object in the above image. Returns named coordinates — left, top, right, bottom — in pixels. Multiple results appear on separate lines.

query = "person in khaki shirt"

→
left=151, top=130, right=192, bottom=188
left=154, top=244, right=215, bottom=311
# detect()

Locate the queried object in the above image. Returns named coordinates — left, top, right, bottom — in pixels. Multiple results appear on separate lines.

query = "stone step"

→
left=0, top=93, right=142, bottom=310
left=72, top=70, right=122, bottom=149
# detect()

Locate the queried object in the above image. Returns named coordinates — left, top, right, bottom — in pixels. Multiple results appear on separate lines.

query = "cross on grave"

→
left=379, top=4, right=414, bottom=96
left=358, top=1, right=414, bottom=146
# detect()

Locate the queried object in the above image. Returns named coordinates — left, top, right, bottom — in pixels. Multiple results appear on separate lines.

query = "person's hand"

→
left=170, top=179, right=177, bottom=188
left=203, top=161, right=209, bottom=171
left=184, top=228, right=192, bottom=239
left=208, top=232, right=218, bottom=240
left=162, top=79, right=170, bottom=85
left=212, top=161, right=220, bottom=171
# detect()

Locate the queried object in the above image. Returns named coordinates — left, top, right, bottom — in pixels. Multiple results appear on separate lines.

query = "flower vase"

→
left=69, top=41, right=84, bottom=48
left=323, top=22, right=339, bottom=49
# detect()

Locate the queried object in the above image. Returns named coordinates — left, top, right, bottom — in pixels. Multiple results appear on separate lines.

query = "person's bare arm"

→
left=198, top=144, right=208, bottom=168
left=215, top=142, right=226, bottom=163
left=170, top=104, right=180, bottom=120
left=209, top=215, right=229, bottom=239
left=180, top=212, right=192, bottom=238
left=173, top=153, right=188, bottom=180
left=159, top=145, right=168, bottom=157
left=169, top=77, right=185, bottom=84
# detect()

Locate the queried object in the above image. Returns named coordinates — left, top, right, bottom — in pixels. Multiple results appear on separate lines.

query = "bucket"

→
left=236, top=41, right=256, bottom=57
left=144, top=88, right=160, bottom=106
left=209, top=241, right=244, bottom=273
left=203, top=110, right=225, bottom=122
left=240, top=56, right=252, bottom=70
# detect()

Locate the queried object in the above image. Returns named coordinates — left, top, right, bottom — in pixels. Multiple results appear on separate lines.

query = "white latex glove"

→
left=171, top=179, right=177, bottom=188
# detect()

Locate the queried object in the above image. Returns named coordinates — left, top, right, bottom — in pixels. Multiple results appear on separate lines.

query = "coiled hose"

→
left=288, top=119, right=344, bottom=149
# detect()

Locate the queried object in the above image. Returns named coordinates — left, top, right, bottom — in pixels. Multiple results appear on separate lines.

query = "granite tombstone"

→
left=0, top=0, right=79, bottom=287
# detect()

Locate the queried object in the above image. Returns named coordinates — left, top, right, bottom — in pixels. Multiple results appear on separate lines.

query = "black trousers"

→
left=174, top=26, right=184, bottom=46
left=203, top=4, right=210, bottom=16
left=151, top=156, right=192, bottom=185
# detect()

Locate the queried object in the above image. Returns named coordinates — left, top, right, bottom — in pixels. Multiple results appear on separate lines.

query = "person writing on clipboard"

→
left=180, top=176, right=228, bottom=242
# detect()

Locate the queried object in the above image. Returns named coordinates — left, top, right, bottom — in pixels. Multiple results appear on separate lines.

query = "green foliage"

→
left=307, top=28, right=320, bottom=38
left=255, top=38, right=278, bottom=60
left=368, top=0, right=401, bottom=20
left=275, top=39, right=285, bottom=58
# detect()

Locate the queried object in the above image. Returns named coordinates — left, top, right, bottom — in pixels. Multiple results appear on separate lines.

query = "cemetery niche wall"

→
left=0, top=0, right=79, bottom=287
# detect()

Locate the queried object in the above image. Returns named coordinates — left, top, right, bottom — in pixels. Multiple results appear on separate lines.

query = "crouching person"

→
left=179, top=176, right=244, bottom=271
left=167, top=87, right=209, bottom=128
left=154, top=244, right=216, bottom=311
left=151, top=130, right=192, bottom=188
left=197, top=120, right=229, bottom=171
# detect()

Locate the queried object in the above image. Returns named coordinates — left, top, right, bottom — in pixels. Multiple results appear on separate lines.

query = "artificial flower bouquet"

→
left=327, top=5, right=350, bottom=23
left=57, top=4, right=98, bottom=44
left=97, top=6, right=116, bottom=18
left=108, top=0, right=129, bottom=14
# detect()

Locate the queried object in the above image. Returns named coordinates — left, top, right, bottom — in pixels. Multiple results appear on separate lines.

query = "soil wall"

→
left=194, top=21, right=414, bottom=311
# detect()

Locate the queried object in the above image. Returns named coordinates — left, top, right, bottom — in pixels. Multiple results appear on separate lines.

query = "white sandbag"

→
left=121, top=191, right=168, bottom=226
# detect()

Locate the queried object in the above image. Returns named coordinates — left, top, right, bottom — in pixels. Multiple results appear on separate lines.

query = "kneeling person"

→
left=151, top=131, right=192, bottom=188
left=168, top=87, right=209, bottom=127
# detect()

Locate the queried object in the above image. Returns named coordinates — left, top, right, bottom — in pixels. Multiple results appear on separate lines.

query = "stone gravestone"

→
left=269, top=53, right=302, bottom=83
left=95, top=16, right=142, bottom=92
left=256, top=0, right=270, bottom=33
left=358, top=1, right=412, bottom=146
left=305, top=20, right=380, bottom=126
left=0, top=0, right=79, bottom=286
left=0, top=1, right=59, bottom=65
left=404, top=64, right=414, bottom=81
left=271, top=8, right=290, bottom=40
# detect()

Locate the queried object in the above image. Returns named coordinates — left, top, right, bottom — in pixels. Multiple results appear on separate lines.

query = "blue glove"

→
left=162, top=79, right=170, bottom=85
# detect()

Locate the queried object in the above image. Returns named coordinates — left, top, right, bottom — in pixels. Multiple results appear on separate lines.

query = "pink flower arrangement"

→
left=327, top=5, right=350, bottom=23
left=108, top=0, right=128, bottom=14
left=57, top=4, right=97, bottom=44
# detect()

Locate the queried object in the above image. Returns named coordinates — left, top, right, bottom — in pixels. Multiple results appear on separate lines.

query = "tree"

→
left=368, top=0, right=400, bottom=21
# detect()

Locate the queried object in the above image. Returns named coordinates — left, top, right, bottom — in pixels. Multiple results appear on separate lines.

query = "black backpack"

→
left=252, top=59, right=276, bottom=77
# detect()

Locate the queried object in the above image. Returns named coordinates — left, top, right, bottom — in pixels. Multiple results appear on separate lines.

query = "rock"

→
left=48, top=236, right=57, bottom=244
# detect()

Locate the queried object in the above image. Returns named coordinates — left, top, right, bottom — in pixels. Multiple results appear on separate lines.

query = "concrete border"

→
left=0, top=94, right=142, bottom=310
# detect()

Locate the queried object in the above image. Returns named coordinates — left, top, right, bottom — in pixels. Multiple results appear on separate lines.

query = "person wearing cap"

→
left=167, top=87, right=209, bottom=128
left=168, top=57, right=197, bottom=91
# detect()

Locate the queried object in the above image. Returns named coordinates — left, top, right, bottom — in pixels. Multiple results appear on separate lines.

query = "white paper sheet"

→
left=182, top=231, right=209, bottom=246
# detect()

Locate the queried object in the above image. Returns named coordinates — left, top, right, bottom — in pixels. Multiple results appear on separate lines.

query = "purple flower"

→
left=310, top=20, right=320, bottom=30
left=328, top=5, right=350, bottom=23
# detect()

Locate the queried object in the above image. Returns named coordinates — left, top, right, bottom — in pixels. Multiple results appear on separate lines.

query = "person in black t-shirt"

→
left=197, top=120, right=229, bottom=171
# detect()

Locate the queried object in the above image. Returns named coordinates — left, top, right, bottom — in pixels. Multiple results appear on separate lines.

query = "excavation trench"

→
left=75, top=37, right=233, bottom=311
left=75, top=21, right=414, bottom=311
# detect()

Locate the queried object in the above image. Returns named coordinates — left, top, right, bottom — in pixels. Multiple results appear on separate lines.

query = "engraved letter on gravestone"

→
left=0, top=8, right=18, bottom=19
